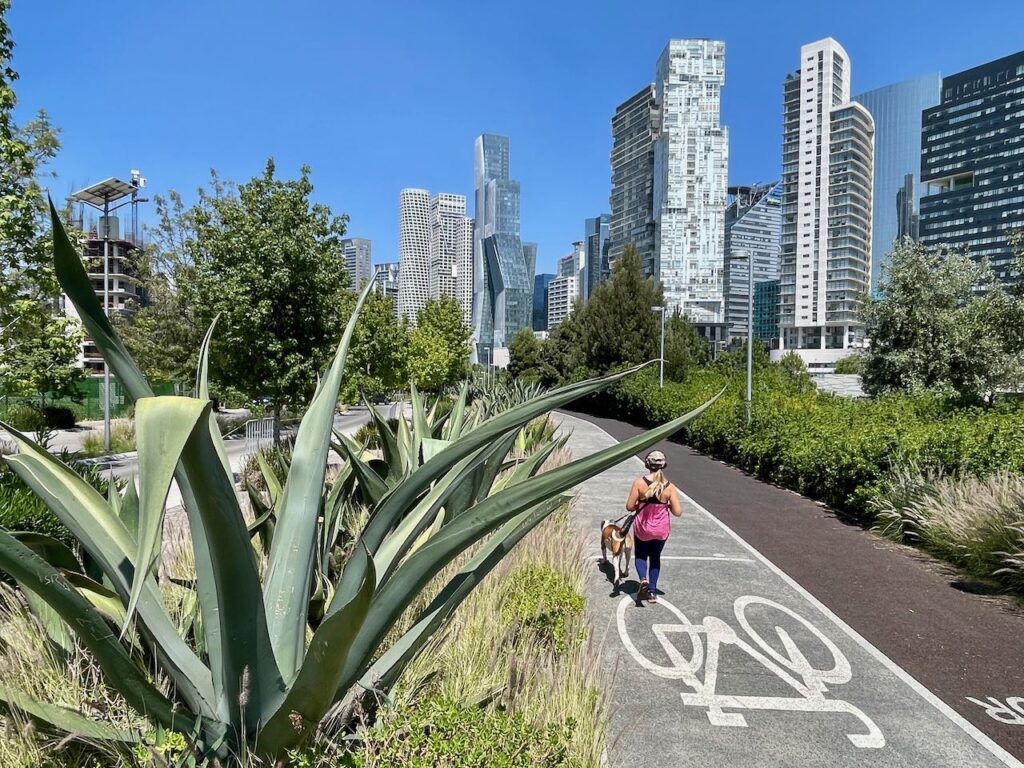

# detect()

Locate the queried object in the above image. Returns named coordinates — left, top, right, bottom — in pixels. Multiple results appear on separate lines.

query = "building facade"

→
left=609, top=84, right=659, bottom=275
left=753, top=279, right=780, bottom=346
left=397, top=188, right=430, bottom=324
left=653, top=39, right=729, bottom=323
left=372, top=261, right=401, bottom=315
left=583, top=213, right=611, bottom=300
left=547, top=254, right=578, bottom=329
left=778, top=38, right=874, bottom=373
left=854, top=74, right=941, bottom=293
left=456, top=216, right=475, bottom=326
left=920, top=50, right=1024, bottom=282
left=472, top=134, right=535, bottom=362
left=341, top=237, right=373, bottom=288
left=532, top=273, right=555, bottom=331
left=723, top=182, right=782, bottom=341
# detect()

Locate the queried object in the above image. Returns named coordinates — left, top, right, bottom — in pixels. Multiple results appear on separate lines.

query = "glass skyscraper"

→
left=920, top=50, right=1024, bottom=283
left=854, top=74, right=941, bottom=294
left=723, top=182, right=781, bottom=341
left=532, top=273, right=554, bottom=331
left=472, top=134, right=535, bottom=362
left=583, top=213, right=611, bottom=300
left=609, top=84, right=659, bottom=276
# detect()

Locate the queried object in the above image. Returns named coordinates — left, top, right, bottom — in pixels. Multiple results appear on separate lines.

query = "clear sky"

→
left=9, top=0, right=1024, bottom=274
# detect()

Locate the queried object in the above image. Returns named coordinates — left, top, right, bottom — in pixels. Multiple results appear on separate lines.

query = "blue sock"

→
left=649, top=567, right=660, bottom=592
left=635, top=558, right=648, bottom=582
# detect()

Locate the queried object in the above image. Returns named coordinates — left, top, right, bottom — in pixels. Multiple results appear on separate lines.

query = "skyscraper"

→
left=399, top=189, right=473, bottom=325
left=533, top=273, right=555, bottom=331
left=456, top=216, right=475, bottom=326
left=778, top=38, right=874, bottom=372
left=723, top=182, right=782, bottom=341
left=854, top=75, right=941, bottom=293
left=341, top=237, right=373, bottom=288
left=920, top=50, right=1024, bottom=283
left=547, top=253, right=578, bottom=330
left=609, top=84, right=659, bottom=275
left=583, top=214, right=611, bottom=300
left=472, top=134, right=535, bottom=363
left=653, top=39, right=729, bottom=324
left=397, top=188, right=430, bottom=324
left=372, top=261, right=401, bottom=315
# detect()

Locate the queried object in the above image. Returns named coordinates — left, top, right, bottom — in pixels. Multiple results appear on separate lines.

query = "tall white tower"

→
left=397, top=188, right=430, bottom=324
left=455, top=216, right=475, bottom=326
left=653, top=39, right=729, bottom=324
left=778, top=38, right=874, bottom=371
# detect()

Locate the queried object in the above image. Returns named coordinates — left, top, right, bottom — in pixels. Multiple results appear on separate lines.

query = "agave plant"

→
left=0, top=204, right=720, bottom=764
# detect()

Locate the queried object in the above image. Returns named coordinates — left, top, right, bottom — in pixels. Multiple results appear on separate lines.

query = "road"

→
left=558, top=411, right=1023, bottom=768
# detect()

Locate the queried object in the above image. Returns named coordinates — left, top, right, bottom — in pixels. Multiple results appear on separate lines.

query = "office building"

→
left=398, top=189, right=473, bottom=325
left=609, top=84, right=659, bottom=274
left=583, top=213, right=611, bottom=300
left=472, top=134, right=535, bottom=363
left=854, top=75, right=941, bottom=292
left=920, top=50, right=1024, bottom=282
left=397, top=188, right=430, bottom=324
left=372, top=261, right=401, bottom=314
left=341, top=238, right=373, bottom=288
left=654, top=39, right=729, bottom=323
left=533, top=273, right=555, bottom=331
left=723, top=182, right=782, bottom=341
left=777, top=38, right=874, bottom=372
left=753, top=279, right=780, bottom=347
left=547, top=253, right=578, bottom=329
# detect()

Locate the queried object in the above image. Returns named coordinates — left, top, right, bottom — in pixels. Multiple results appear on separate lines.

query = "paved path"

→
left=557, top=412, right=1022, bottom=768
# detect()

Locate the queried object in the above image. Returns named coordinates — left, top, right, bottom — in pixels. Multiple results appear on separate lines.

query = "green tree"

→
left=862, top=239, right=1024, bottom=402
left=663, top=310, right=709, bottom=381
left=341, top=290, right=409, bottom=402
left=577, top=245, right=663, bottom=372
left=833, top=354, right=866, bottom=375
left=508, top=327, right=542, bottom=381
left=538, top=310, right=589, bottom=386
left=185, top=160, right=350, bottom=436
left=0, top=3, right=83, bottom=409
left=777, top=350, right=814, bottom=394
left=407, top=325, right=455, bottom=391
left=416, top=296, right=470, bottom=384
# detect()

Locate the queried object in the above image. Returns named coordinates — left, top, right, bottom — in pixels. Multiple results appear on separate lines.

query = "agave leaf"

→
left=396, top=411, right=413, bottom=475
left=491, top=435, right=568, bottom=494
left=442, top=432, right=518, bottom=523
left=65, top=571, right=127, bottom=627
left=409, top=385, right=428, bottom=463
left=363, top=402, right=401, bottom=481
left=0, top=530, right=184, bottom=731
left=263, top=277, right=375, bottom=681
left=196, top=316, right=233, bottom=481
left=359, top=364, right=650, bottom=555
left=127, top=397, right=209, bottom=634
left=10, top=532, right=81, bottom=572
left=340, top=389, right=722, bottom=690
left=334, top=434, right=388, bottom=507
left=1, top=429, right=216, bottom=718
left=177, top=414, right=281, bottom=729
left=12, top=533, right=81, bottom=654
left=257, top=547, right=375, bottom=754
left=0, top=684, right=137, bottom=743
left=443, top=382, right=470, bottom=441
left=119, top=475, right=140, bottom=543
left=255, top=451, right=283, bottom=508
left=420, top=437, right=449, bottom=464
left=344, top=496, right=565, bottom=701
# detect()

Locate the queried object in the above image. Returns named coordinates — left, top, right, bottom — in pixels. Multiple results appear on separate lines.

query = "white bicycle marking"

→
left=616, top=594, right=885, bottom=749
left=968, top=697, right=1024, bottom=726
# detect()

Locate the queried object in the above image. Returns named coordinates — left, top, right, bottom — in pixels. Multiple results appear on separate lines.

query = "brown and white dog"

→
left=600, top=519, right=633, bottom=588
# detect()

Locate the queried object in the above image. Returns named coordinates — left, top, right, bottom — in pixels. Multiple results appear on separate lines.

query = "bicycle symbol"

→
left=616, top=594, right=885, bottom=749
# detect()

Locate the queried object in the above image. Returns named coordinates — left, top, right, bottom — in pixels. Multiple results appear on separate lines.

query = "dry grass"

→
left=80, top=419, right=136, bottom=457
left=872, top=467, right=1024, bottom=591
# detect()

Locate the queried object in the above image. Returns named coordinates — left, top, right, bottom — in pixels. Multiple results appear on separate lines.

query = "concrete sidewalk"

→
left=557, top=412, right=1020, bottom=768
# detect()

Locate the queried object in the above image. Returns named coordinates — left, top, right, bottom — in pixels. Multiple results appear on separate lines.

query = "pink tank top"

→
left=632, top=480, right=672, bottom=541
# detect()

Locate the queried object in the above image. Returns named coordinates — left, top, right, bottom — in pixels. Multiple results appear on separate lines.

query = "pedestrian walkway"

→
left=557, top=412, right=1021, bottom=768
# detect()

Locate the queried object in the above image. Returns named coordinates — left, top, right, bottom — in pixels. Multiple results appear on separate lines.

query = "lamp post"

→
left=70, top=177, right=145, bottom=452
left=651, top=305, right=665, bottom=388
left=731, top=249, right=754, bottom=427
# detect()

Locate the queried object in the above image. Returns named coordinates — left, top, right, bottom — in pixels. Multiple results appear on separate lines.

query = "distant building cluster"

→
left=377, top=40, right=1024, bottom=374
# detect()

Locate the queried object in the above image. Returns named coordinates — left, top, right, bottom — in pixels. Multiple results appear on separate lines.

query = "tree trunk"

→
left=273, top=402, right=282, bottom=445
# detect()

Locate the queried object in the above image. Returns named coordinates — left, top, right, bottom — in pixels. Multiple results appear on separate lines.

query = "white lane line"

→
left=566, top=414, right=1023, bottom=768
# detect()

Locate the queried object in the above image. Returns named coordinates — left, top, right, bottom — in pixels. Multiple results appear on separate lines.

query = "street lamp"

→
left=650, top=305, right=665, bottom=388
left=70, top=176, right=145, bottom=452
left=731, top=249, right=754, bottom=427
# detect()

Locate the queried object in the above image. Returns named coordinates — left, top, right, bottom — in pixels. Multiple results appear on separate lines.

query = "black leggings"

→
left=634, top=537, right=666, bottom=590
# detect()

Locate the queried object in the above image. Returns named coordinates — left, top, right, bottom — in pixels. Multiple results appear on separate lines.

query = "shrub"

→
left=501, top=563, right=585, bottom=653
left=0, top=402, right=46, bottom=432
left=355, top=697, right=573, bottom=768
left=80, top=420, right=135, bottom=457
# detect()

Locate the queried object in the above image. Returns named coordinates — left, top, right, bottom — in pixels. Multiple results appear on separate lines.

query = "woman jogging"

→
left=625, top=450, right=683, bottom=604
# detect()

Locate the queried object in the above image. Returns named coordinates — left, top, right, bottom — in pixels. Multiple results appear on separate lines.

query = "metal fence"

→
left=245, top=417, right=276, bottom=454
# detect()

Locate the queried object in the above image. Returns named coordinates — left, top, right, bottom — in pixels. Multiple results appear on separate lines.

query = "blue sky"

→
left=10, top=0, right=1024, bottom=274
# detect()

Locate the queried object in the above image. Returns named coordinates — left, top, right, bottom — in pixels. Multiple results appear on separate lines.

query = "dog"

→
left=601, top=519, right=633, bottom=589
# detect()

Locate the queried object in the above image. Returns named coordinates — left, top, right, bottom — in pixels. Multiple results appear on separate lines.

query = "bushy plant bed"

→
left=79, top=420, right=135, bottom=457
left=501, top=562, right=585, bottom=652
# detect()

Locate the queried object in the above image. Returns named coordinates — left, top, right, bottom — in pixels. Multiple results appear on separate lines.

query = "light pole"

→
left=731, top=249, right=754, bottom=426
left=651, top=305, right=665, bottom=387
left=71, top=177, right=145, bottom=452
